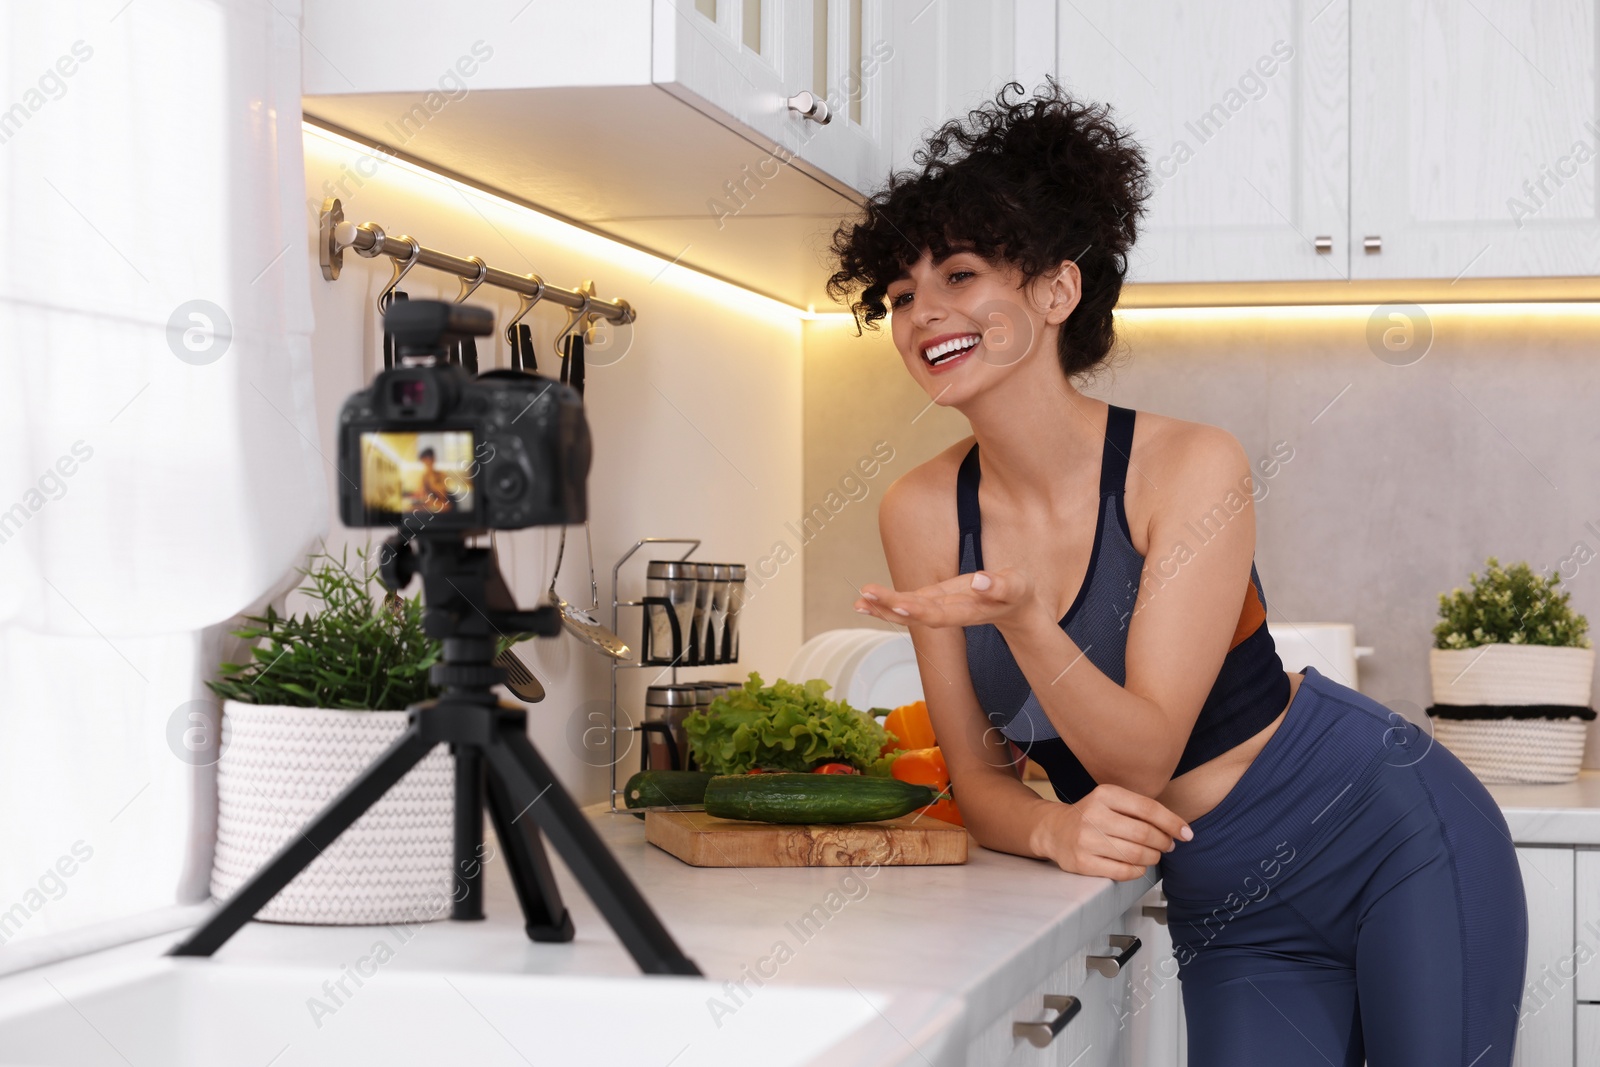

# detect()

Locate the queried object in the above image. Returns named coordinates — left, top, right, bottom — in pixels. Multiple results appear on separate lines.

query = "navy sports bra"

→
left=958, top=403, right=1291, bottom=804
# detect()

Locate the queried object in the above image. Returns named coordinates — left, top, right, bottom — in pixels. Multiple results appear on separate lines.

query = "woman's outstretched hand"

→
left=854, top=568, right=1041, bottom=630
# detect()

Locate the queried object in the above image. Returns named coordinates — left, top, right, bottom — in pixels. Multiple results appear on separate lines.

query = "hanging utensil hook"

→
left=376, top=233, right=422, bottom=316
left=454, top=256, right=489, bottom=303
left=553, top=295, right=593, bottom=354
left=502, top=273, right=546, bottom=350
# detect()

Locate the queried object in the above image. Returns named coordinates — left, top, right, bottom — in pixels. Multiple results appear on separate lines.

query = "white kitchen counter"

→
left=0, top=803, right=1151, bottom=1066
left=1484, top=768, right=1600, bottom=845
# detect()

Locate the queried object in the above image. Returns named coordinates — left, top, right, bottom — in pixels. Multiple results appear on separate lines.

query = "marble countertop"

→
left=1484, top=768, right=1600, bottom=845
left=1, top=803, right=1152, bottom=1065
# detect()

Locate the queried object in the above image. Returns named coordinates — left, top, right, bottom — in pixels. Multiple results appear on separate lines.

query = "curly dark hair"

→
left=825, top=77, right=1152, bottom=380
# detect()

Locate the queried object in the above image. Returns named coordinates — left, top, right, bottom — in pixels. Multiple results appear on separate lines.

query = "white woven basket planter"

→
left=1429, top=644, right=1594, bottom=785
left=211, top=702, right=455, bottom=925
left=1428, top=644, right=1594, bottom=706
left=1432, top=718, right=1591, bottom=784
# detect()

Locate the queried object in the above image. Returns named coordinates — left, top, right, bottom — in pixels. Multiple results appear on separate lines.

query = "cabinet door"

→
left=1572, top=848, right=1597, bottom=1002
left=796, top=0, right=891, bottom=194
left=1351, top=0, right=1600, bottom=279
left=1116, top=886, right=1182, bottom=1067
left=1513, top=846, right=1574, bottom=1067
left=885, top=0, right=1017, bottom=175
left=1055, top=0, right=1349, bottom=283
left=653, top=0, right=793, bottom=140
left=653, top=0, right=889, bottom=196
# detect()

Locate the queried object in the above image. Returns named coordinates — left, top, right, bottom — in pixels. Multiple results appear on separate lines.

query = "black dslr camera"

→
left=337, top=300, right=590, bottom=533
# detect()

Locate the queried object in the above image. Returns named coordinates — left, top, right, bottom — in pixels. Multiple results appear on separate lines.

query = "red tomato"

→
left=811, top=762, right=861, bottom=774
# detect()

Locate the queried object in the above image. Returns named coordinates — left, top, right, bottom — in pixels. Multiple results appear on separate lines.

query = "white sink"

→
left=0, top=958, right=961, bottom=1066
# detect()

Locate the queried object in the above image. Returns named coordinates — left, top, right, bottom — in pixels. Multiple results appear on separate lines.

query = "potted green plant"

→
left=206, top=545, right=456, bottom=925
left=1428, top=556, right=1596, bottom=784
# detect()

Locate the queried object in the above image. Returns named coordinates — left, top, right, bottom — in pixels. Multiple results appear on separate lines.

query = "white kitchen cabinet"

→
left=1050, top=0, right=1348, bottom=284
left=885, top=0, right=1017, bottom=177
left=652, top=0, right=890, bottom=195
left=1578, top=849, right=1600, bottom=1002
left=1117, top=885, right=1185, bottom=1067
left=1350, top=0, right=1600, bottom=280
left=1580, top=1004, right=1600, bottom=1066
left=1031, top=0, right=1600, bottom=285
left=1513, top=845, right=1575, bottom=1067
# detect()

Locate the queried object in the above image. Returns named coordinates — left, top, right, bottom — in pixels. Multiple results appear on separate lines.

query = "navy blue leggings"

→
left=1157, top=664, right=1529, bottom=1067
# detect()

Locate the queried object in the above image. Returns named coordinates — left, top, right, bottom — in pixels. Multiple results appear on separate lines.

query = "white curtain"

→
left=0, top=0, right=325, bottom=958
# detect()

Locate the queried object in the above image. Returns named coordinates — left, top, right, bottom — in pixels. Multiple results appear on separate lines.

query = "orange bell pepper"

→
left=890, top=745, right=963, bottom=827
left=881, top=700, right=937, bottom=755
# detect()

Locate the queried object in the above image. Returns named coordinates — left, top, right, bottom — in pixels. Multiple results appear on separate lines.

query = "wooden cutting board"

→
left=644, top=810, right=968, bottom=867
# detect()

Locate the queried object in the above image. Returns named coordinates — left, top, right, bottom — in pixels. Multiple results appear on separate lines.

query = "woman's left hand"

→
left=853, top=568, right=1041, bottom=630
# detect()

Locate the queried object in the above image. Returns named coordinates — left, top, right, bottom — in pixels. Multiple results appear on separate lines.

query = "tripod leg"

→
left=452, top=747, right=485, bottom=921
left=482, top=723, right=701, bottom=976
left=483, top=760, right=575, bottom=942
left=170, top=726, right=438, bottom=957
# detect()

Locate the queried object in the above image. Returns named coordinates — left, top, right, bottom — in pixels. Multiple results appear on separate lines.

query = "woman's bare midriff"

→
left=1152, top=671, right=1303, bottom=826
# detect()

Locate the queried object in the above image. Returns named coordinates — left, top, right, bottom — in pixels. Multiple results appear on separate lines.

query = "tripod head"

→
left=379, top=534, right=561, bottom=690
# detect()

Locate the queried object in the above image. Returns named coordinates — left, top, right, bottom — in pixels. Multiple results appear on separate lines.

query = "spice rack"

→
left=608, top=537, right=706, bottom=813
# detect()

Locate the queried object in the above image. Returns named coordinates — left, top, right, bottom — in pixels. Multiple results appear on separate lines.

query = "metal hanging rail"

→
left=316, top=197, right=636, bottom=326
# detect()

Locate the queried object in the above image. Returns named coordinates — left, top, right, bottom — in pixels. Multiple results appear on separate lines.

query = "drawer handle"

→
left=1142, top=903, right=1168, bottom=926
left=1086, top=933, right=1142, bottom=977
left=786, top=90, right=832, bottom=125
left=1314, top=235, right=1333, bottom=254
left=1013, top=993, right=1081, bottom=1048
left=1363, top=234, right=1382, bottom=254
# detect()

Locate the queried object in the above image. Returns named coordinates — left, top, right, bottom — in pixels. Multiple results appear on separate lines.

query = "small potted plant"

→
left=1428, top=556, right=1596, bottom=784
left=206, top=545, right=456, bottom=925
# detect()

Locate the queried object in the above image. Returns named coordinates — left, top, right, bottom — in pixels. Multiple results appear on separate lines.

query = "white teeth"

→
left=923, top=335, right=980, bottom=365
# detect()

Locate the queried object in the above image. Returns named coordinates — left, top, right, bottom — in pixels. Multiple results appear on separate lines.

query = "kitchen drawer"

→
left=965, top=954, right=1091, bottom=1066
left=964, top=916, right=1147, bottom=1065
left=1577, top=849, right=1600, bottom=1002
left=1117, top=885, right=1185, bottom=1067
left=1579, top=1004, right=1600, bottom=1066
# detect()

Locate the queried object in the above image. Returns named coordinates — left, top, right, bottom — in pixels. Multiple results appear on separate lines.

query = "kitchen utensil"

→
left=725, top=563, right=746, bottom=662
left=643, top=559, right=697, bottom=666
left=543, top=299, right=629, bottom=659
left=707, top=564, right=733, bottom=663
left=516, top=323, right=538, bottom=373
left=644, top=810, right=968, bottom=868
left=690, top=562, right=715, bottom=665
left=838, top=632, right=923, bottom=711
left=493, top=646, right=545, bottom=703
left=381, top=289, right=409, bottom=369
left=452, top=255, right=488, bottom=373
left=547, top=525, right=630, bottom=659
left=643, top=684, right=698, bottom=772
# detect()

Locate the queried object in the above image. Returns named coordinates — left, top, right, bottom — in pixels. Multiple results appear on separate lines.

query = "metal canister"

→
left=643, top=684, right=698, bottom=772
left=691, top=562, right=716, bottom=664
left=725, top=563, right=747, bottom=662
left=644, top=559, right=697, bottom=665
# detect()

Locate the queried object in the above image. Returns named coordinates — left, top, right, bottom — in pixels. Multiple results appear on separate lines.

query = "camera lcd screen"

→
left=358, top=431, right=476, bottom=519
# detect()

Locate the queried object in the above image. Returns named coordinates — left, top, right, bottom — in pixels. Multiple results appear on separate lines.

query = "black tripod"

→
left=170, top=533, right=700, bottom=976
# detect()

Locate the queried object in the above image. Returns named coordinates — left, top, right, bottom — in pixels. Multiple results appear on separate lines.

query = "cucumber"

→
left=622, top=770, right=713, bottom=809
left=703, top=773, right=939, bottom=824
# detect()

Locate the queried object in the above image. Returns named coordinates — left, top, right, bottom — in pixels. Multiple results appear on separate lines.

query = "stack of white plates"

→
left=784, top=628, right=923, bottom=712
left=1264, top=621, right=1374, bottom=692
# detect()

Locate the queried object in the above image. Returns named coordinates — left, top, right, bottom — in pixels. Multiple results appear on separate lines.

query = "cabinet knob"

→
left=786, top=90, right=832, bottom=125
left=1086, top=933, right=1142, bottom=977
left=1013, top=993, right=1081, bottom=1048
left=1314, top=235, right=1333, bottom=254
left=1364, top=234, right=1383, bottom=254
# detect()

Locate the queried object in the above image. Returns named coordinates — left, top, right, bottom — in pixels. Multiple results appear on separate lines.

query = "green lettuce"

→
left=683, top=672, right=894, bottom=775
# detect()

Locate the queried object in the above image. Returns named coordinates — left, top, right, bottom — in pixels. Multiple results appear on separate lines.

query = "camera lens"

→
left=391, top=379, right=429, bottom=408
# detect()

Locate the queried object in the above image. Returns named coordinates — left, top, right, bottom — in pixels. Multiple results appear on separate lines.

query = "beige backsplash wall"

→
left=802, top=305, right=1600, bottom=768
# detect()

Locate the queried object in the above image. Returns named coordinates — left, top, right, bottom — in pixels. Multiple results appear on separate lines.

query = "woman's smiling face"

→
left=885, top=248, right=1068, bottom=406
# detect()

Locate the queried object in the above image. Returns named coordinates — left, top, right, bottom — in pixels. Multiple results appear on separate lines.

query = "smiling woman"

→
left=823, top=77, right=1531, bottom=1067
